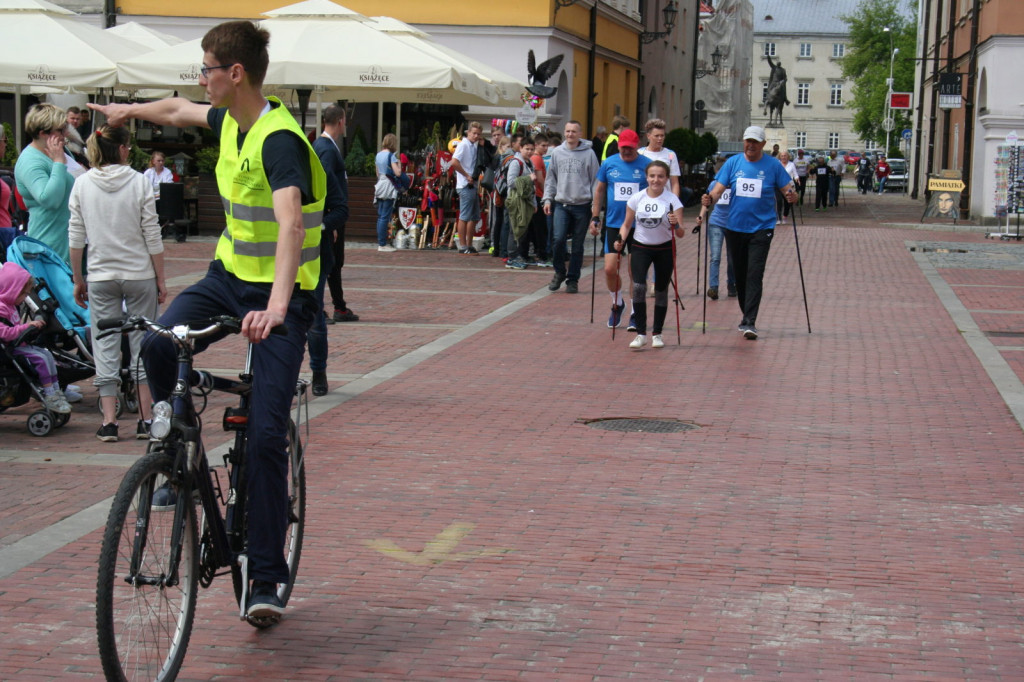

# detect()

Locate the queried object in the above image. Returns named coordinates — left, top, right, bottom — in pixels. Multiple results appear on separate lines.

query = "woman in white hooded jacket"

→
left=68, top=125, right=166, bottom=443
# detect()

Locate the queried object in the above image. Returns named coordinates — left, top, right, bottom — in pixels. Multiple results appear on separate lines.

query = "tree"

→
left=841, top=0, right=917, bottom=156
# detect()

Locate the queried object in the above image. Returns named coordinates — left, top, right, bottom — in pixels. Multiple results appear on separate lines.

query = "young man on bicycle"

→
left=89, top=20, right=325, bottom=620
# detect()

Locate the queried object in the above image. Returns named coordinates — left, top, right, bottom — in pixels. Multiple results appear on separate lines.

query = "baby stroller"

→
left=6, top=236, right=140, bottom=419
left=0, top=324, right=72, bottom=435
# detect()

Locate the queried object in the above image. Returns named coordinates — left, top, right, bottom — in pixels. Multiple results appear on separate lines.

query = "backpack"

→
left=494, top=155, right=523, bottom=206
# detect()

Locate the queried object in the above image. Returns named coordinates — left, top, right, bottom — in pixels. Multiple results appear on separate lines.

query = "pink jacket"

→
left=0, top=262, right=34, bottom=342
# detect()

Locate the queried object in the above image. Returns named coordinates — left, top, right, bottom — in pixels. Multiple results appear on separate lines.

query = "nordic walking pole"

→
left=611, top=243, right=623, bottom=342
left=701, top=219, right=709, bottom=335
left=670, top=237, right=682, bottom=346
left=790, top=203, right=812, bottom=333
left=590, top=220, right=598, bottom=324
left=695, top=216, right=701, bottom=295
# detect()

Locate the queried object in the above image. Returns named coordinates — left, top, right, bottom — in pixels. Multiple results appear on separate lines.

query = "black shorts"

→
left=602, top=226, right=633, bottom=256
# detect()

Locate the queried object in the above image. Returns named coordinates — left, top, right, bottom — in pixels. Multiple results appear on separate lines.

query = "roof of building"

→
left=751, top=0, right=862, bottom=36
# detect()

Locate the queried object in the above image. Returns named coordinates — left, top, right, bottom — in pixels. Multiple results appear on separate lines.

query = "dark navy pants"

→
left=144, top=260, right=315, bottom=584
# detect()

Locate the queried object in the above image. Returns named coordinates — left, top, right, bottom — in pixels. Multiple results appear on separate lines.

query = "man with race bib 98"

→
left=701, top=126, right=797, bottom=340
left=590, top=129, right=649, bottom=328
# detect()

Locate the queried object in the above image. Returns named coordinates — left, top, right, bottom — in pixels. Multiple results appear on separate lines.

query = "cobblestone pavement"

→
left=2, top=187, right=1024, bottom=680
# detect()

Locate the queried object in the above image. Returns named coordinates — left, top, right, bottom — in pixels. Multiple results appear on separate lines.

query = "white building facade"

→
left=749, top=0, right=863, bottom=154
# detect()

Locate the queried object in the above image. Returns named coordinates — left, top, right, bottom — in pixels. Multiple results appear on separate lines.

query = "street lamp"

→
left=695, top=46, right=724, bottom=79
left=641, top=0, right=679, bottom=44
left=883, top=27, right=898, bottom=155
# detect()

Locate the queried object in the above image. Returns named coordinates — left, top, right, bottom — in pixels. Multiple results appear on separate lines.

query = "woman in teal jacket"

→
left=14, top=103, right=74, bottom=262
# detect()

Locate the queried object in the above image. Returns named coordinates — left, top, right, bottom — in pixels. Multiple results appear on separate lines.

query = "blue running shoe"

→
left=607, top=302, right=625, bottom=328
left=626, top=313, right=637, bottom=332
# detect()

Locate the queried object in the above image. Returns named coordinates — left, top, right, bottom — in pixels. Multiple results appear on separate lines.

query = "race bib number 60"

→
left=735, top=178, right=762, bottom=198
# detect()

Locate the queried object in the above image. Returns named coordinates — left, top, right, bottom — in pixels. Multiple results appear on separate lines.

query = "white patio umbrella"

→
left=116, top=0, right=518, bottom=120
left=106, top=22, right=185, bottom=100
left=0, top=0, right=150, bottom=144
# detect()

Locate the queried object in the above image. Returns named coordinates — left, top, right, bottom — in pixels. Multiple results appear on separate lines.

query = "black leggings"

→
left=629, top=241, right=673, bottom=335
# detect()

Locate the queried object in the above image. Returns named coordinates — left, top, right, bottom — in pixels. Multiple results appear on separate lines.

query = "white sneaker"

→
left=629, top=335, right=646, bottom=350
left=651, top=334, right=664, bottom=348
left=378, top=245, right=397, bottom=252
left=64, top=388, right=83, bottom=403
left=44, top=392, right=72, bottom=414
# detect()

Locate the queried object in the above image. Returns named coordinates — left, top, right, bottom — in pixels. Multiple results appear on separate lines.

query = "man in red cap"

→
left=589, top=129, right=649, bottom=327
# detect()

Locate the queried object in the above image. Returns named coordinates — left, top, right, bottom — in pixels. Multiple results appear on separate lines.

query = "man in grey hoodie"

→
left=543, top=120, right=600, bottom=293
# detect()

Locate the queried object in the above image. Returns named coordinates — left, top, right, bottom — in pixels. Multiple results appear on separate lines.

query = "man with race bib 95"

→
left=700, top=126, right=797, bottom=340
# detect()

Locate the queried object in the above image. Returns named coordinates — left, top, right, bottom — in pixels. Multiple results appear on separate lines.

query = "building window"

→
left=795, top=132, right=807, bottom=148
left=829, top=132, right=840, bottom=149
left=830, top=82, right=843, bottom=106
left=762, top=82, right=769, bottom=103
left=797, top=82, right=810, bottom=105
left=763, top=42, right=776, bottom=57
left=799, top=43, right=812, bottom=58
left=833, top=43, right=845, bottom=58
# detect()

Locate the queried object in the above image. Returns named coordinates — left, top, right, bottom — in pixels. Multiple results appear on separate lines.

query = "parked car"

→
left=845, top=151, right=862, bottom=165
left=884, top=158, right=908, bottom=193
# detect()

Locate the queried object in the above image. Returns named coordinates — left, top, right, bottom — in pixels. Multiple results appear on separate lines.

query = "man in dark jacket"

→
left=309, top=104, right=351, bottom=395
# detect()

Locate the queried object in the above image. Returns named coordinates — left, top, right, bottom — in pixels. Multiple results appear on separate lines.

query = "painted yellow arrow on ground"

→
left=364, top=523, right=513, bottom=566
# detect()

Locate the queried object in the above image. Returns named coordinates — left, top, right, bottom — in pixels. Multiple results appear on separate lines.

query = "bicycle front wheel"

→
left=96, top=450, right=198, bottom=681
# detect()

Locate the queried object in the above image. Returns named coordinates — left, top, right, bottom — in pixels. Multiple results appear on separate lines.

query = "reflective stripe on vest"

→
left=213, top=97, right=326, bottom=290
left=602, top=133, right=619, bottom=162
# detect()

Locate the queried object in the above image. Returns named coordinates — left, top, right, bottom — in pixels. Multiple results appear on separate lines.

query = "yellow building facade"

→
left=115, top=0, right=643, bottom=135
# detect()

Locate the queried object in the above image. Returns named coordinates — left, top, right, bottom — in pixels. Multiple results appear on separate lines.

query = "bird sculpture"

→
left=526, top=50, right=564, bottom=99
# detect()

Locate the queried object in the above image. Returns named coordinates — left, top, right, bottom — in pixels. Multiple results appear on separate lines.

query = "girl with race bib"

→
left=613, top=160, right=684, bottom=350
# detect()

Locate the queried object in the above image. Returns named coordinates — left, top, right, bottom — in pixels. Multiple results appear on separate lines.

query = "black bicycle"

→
left=94, top=315, right=308, bottom=681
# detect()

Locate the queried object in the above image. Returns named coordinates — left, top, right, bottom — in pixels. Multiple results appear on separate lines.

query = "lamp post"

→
left=883, top=27, right=898, bottom=155
left=695, top=46, right=724, bottom=79
left=641, top=0, right=679, bottom=44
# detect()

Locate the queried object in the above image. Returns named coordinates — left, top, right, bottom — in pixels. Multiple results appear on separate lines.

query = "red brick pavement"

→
left=2, top=189, right=1024, bottom=679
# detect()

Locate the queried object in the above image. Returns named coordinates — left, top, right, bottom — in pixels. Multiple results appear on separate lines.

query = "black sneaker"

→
left=743, top=325, right=758, bottom=340
left=727, top=284, right=737, bottom=297
left=96, top=423, right=118, bottom=442
left=311, top=370, right=328, bottom=397
left=151, top=482, right=178, bottom=512
left=331, top=308, right=359, bottom=323
left=135, top=420, right=150, bottom=440
left=548, top=274, right=565, bottom=291
left=565, top=281, right=578, bottom=294
left=247, top=580, right=285, bottom=619
left=463, top=246, right=479, bottom=254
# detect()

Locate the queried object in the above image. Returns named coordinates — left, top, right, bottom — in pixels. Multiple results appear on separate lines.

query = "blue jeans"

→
left=878, top=176, right=887, bottom=193
left=376, top=198, right=395, bottom=246
left=306, top=232, right=334, bottom=372
left=552, top=202, right=590, bottom=282
left=144, top=260, right=316, bottom=584
left=829, top=175, right=840, bottom=206
left=707, top=222, right=735, bottom=289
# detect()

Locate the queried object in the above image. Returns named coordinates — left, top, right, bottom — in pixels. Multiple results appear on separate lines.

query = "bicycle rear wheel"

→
left=96, top=450, right=198, bottom=681
left=232, top=419, right=306, bottom=625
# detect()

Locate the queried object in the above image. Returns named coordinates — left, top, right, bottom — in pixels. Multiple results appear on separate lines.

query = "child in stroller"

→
left=0, top=262, right=72, bottom=430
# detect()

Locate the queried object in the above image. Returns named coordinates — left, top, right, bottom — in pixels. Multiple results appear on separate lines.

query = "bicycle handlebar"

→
left=96, top=315, right=285, bottom=341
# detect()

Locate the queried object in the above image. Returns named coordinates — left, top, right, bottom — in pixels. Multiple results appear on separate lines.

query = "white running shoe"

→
left=651, top=335, right=664, bottom=348
left=44, top=392, right=72, bottom=414
left=629, top=335, right=646, bottom=350
left=378, top=245, right=397, bottom=252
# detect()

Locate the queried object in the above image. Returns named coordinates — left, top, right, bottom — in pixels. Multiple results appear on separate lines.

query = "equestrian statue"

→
left=763, top=55, right=790, bottom=127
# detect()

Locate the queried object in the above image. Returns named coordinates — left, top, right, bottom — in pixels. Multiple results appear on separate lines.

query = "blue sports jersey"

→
left=706, top=180, right=733, bottom=229
left=597, top=153, right=650, bottom=228
left=713, top=154, right=793, bottom=233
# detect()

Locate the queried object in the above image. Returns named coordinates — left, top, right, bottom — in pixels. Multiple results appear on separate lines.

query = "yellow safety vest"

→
left=214, top=98, right=325, bottom=290
left=602, top=133, right=619, bottom=162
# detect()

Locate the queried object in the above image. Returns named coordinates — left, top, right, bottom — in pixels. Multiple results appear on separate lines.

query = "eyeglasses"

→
left=200, top=63, right=236, bottom=78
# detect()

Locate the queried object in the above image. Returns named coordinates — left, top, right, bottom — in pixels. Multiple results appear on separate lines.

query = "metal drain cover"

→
left=581, top=418, right=699, bottom=433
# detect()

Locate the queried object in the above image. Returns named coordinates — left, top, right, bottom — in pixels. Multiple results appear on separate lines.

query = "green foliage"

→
left=345, top=134, right=372, bottom=178
left=698, top=132, right=719, bottom=161
left=195, top=146, right=220, bottom=175
left=1, top=122, right=17, bottom=166
left=841, top=0, right=917, bottom=148
left=665, top=129, right=718, bottom=167
left=415, top=122, right=443, bottom=152
left=128, top=144, right=151, bottom=172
